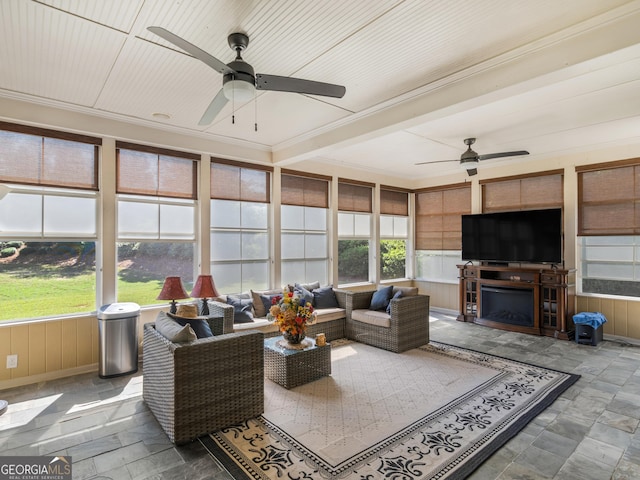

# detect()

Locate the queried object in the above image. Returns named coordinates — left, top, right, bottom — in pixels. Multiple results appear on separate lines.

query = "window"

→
left=0, top=122, right=100, bottom=321
left=415, top=183, right=470, bottom=282
left=116, top=142, right=198, bottom=305
left=281, top=172, right=330, bottom=285
left=577, top=159, right=640, bottom=297
left=380, top=188, right=409, bottom=280
left=210, top=159, right=271, bottom=293
left=338, top=180, right=373, bottom=284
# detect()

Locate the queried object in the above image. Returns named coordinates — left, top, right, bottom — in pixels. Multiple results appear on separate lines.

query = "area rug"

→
left=200, top=340, right=579, bottom=479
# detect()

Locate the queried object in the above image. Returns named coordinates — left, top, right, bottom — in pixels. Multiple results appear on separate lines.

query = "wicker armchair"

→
left=344, top=290, right=430, bottom=353
left=143, top=322, right=264, bottom=444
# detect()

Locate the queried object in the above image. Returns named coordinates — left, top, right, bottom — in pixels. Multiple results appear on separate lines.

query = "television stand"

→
left=457, top=264, right=575, bottom=339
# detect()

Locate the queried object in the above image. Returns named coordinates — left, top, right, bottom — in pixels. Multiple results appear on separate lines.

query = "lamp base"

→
left=169, top=300, right=178, bottom=314
left=200, top=298, right=210, bottom=316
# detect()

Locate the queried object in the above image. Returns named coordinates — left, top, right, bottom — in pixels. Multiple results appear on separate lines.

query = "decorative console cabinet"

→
left=457, top=264, right=575, bottom=339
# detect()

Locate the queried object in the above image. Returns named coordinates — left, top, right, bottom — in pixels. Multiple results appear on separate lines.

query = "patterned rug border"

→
left=201, top=341, right=580, bottom=480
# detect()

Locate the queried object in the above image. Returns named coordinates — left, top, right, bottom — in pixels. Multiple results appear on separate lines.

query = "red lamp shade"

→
left=190, top=275, right=219, bottom=298
left=190, top=275, right=219, bottom=316
left=157, top=276, right=189, bottom=314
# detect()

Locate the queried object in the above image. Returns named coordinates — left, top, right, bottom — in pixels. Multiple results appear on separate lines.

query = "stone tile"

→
left=597, top=409, right=639, bottom=434
left=66, top=434, right=123, bottom=462
left=532, top=430, right=578, bottom=458
left=125, top=447, right=184, bottom=479
left=498, top=461, right=549, bottom=479
left=598, top=366, right=634, bottom=386
left=556, top=452, right=616, bottom=480
left=622, top=443, right=640, bottom=464
left=70, top=457, right=97, bottom=480
left=514, top=444, right=565, bottom=477
left=589, top=419, right=634, bottom=448
left=608, top=391, right=640, bottom=419
left=564, top=396, right=608, bottom=423
left=545, top=413, right=592, bottom=443
left=93, top=441, right=151, bottom=474
left=613, top=458, right=640, bottom=480
left=503, top=431, right=536, bottom=457
left=575, top=437, right=624, bottom=467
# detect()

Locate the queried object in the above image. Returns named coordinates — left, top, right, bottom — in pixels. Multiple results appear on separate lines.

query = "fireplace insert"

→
left=480, top=285, right=534, bottom=327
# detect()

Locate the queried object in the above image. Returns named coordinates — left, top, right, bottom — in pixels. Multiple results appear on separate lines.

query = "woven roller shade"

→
left=482, top=172, right=563, bottom=213
left=415, top=184, right=470, bottom=250
left=0, top=129, right=98, bottom=190
left=338, top=181, right=372, bottom=213
left=210, top=162, right=270, bottom=203
left=380, top=189, right=409, bottom=216
left=117, top=149, right=197, bottom=199
left=281, top=173, right=328, bottom=208
left=578, top=163, right=640, bottom=235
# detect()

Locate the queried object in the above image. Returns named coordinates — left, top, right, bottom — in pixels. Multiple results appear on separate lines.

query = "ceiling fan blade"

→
left=466, top=168, right=478, bottom=176
left=478, top=150, right=529, bottom=161
left=414, top=159, right=459, bottom=165
left=256, top=74, right=345, bottom=98
left=148, top=26, right=235, bottom=75
left=198, top=89, right=228, bottom=125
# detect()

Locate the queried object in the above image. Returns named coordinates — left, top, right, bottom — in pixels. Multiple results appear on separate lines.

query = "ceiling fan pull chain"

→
left=254, top=89, right=258, bottom=132
left=232, top=75, right=236, bottom=124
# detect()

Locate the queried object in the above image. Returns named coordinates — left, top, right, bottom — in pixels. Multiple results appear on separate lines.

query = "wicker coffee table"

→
left=264, top=336, right=331, bottom=389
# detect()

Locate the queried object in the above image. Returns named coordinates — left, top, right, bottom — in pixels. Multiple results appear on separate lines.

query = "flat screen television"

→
left=461, top=208, right=562, bottom=264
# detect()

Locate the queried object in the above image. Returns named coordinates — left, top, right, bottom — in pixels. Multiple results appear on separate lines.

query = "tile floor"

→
left=1, top=309, right=639, bottom=479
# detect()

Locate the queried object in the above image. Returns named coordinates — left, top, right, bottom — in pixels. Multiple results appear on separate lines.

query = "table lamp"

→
left=190, top=274, right=219, bottom=316
left=157, top=276, right=189, bottom=314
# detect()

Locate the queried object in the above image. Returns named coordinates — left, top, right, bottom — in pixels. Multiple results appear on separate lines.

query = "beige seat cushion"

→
left=233, top=318, right=277, bottom=333
left=314, top=307, right=346, bottom=322
left=351, top=309, right=391, bottom=328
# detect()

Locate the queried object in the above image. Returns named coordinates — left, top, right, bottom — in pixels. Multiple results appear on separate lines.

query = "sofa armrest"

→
left=333, top=288, right=349, bottom=310
left=207, top=300, right=234, bottom=334
left=388, top=294, right=430, bottom=325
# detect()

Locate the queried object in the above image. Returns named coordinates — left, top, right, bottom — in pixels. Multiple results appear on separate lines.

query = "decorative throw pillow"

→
left=392, top=286, right=418, bottom=297
left=260, top=293, right=282, bottom=317
left=227, top=295, right=254, bottom=324
left=386, top=290, right=403, bottom=314
left=370, top=285, right=394, bottom=311
left=294, top=286, right=314, bottom=307
left=155, top=311, right=197, bottom=343
left=251, top=289, right=281, bottom=317
left=312, top=286, right=339, bottom=309
left=168, top=312, right=213, bottom=339
left=295, top=281, right=320, bottom=292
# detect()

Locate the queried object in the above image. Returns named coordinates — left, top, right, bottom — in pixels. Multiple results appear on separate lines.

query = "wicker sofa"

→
left=344, top=287, right=430, bottom=353
left=207, top=288, right=349, bottom=342
left=143, top=322, right=264, bottom=444
left=208, top=286, right=430, bottom=353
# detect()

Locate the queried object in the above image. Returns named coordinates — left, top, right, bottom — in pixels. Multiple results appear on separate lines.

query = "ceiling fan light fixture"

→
left=223, top=78, right=255, bottom=102
left=460, top=158, right=479, bottom=170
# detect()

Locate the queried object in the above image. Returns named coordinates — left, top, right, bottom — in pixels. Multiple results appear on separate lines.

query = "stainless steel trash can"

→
left=98, top=302, right=140, bottom=378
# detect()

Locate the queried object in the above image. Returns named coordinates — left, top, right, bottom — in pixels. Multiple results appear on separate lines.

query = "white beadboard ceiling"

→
left=1, top=0, right=640, bottom=184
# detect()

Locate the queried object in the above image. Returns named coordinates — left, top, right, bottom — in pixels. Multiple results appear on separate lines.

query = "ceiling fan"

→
left=415, top=138, right=529, bottom=176
left=147, top=27, right=346, bottom=126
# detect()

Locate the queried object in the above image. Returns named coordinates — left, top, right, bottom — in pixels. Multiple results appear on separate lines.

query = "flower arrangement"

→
left=267, top=288, right=316, bottom=343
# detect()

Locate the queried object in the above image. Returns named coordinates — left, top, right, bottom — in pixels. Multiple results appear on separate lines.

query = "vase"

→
left=283, top=331, right=306, bottom=345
